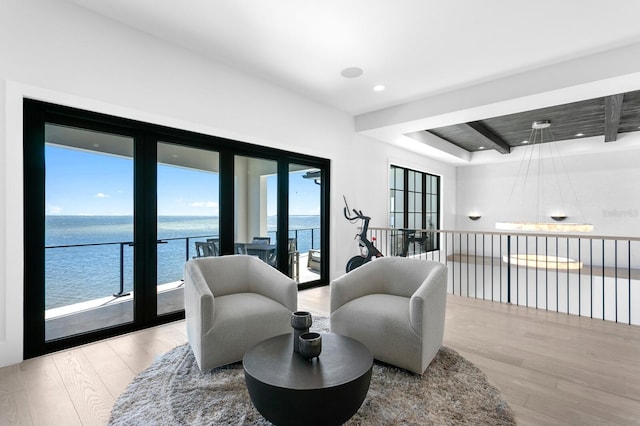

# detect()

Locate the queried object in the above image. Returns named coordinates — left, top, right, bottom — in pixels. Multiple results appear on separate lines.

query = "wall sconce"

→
left=550, top=215, right=567, bottom=221
left=468, top=215, right=481, bottom=221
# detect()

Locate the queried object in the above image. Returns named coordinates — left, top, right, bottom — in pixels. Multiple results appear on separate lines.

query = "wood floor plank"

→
left=1, top=286, right=639, bottom=425
left=80, top=341, right=135, bottom=399
left=105, top=332, right=162, bottom=374
left=19, top=355, right=82, bottom=426
left=0, top=390, right=33, bottom=425
left=0, top=364, right=26, bottom=396
left=51, top=348, right=114, bottom=426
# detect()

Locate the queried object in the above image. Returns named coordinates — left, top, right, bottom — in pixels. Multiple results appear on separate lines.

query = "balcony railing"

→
left=366, top=227, right=640, bottom=326
left=44, top=229, right=321, bottom=311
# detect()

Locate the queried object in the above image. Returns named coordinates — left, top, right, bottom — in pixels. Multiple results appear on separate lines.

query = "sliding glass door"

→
left=24, top=99, right=330, bottom=358
left=157, top=142, right=220, bottom=316
left=289, top=164, right=323, bottom=284
left=43, top=124, right=135, bottom=341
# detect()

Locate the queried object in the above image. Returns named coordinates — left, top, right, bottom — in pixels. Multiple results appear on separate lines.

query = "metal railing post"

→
left=507, top=235, right=512, bottom=304
left=114, top=242, right=131, bottom=298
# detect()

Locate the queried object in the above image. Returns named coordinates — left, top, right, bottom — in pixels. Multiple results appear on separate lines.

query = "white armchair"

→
left=330, top=257, right=447, bottom=374
left=184, top=255, right=297, bottom=371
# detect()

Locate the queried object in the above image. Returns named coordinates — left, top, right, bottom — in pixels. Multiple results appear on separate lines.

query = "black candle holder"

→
left=291, top=311, right=312, bottom=353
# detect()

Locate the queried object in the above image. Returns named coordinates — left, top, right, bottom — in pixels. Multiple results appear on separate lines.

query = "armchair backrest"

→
left=186, top=255, right=255, bottom=296
left=369, top=257, right=445, bottom=298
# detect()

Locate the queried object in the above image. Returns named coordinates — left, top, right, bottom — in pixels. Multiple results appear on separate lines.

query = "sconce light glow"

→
left=496, top=221, right=593, bottom=232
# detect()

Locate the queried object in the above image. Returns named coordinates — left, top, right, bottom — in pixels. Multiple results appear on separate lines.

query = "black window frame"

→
left=389, top=165, right=440, bottom=254
left=23, top=99, right=330, bottom=358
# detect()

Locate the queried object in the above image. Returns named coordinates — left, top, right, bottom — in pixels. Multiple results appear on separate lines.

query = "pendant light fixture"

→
left=496, top=120, right=593, bottom=233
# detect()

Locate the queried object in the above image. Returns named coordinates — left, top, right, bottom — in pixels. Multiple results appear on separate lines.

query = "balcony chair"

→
left=184, top=255, right=297, bottom=371
left=330, top=257, right=447, bottom=374
left=307, top=249, right=321, bottom=271
left=206, top=238, right=220, bottom=256
left=251, top=237, right=271, bottom=244
left=194, top=241, right=216, bottom=258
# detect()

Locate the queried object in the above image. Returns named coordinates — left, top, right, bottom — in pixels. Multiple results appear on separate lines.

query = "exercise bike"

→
left=343, top=197, right=383, bottom=272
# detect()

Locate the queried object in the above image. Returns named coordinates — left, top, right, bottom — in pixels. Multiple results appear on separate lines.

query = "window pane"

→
left=157, top=142, right=219, bottom=316
left=430, top=195, right=438, bottom=213
left=415, top=193, right=422, bottom=214
left=289, top=165, right=321, bottom=284
left=395, top=191, right=404, bottom=213
left=389, top=165, right=439, bottom=251
left=234, top=156, right=277, bottom=257
left=395, top=213, right=404, bottom=228
left=395, top=168, right=404, bottom=190
left=44, top=124, right=134, bottom=341
left=429, top=213, right=438, bottom=229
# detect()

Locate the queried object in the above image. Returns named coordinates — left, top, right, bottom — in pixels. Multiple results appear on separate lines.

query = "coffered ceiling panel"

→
left=425, top=90, right=640, bottom=153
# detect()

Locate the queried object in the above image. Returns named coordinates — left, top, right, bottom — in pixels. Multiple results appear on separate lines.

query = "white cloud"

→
left=94, top=192, right=110, bottom=198
left=190, top=201, right=218, bottom=208
left=46, top=204, right=63, bottom=214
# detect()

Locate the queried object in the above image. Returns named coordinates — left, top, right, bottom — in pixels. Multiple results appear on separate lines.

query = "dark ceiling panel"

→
left=619, top=90, right=640, bottom=134
left=428, top=125, right=483, bottom=152
left=424, top=90, right=640, bottom=153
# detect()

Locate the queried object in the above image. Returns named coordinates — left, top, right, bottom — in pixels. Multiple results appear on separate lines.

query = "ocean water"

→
left=45, top=215, right=320, bottom=310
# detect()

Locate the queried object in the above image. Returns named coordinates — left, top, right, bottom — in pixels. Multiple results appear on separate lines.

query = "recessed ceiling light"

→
left=93, top=143, right=100, bottom=148
left=172, top=154, right=179, bottom=158
left=575, top=133, right=585, bottom=137
left=373, top=85, right=385, bottom=92
left=522, top=140, right=528, bottom=144
left=478, top=146, right=485, bottom=150
left=341, top=67, right=364, bottom=78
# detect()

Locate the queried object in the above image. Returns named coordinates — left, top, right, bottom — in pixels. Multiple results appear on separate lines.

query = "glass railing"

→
left=45, top=230, right=321, bottom=311
left=266, top=227, right=321, bottom=253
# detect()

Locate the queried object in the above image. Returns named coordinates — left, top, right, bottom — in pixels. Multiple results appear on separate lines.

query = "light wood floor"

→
left=1, top=288, right=639, bottom=425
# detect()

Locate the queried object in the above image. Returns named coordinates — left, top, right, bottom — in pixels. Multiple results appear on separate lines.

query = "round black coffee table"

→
left=243, top=332, right=373, bottom=426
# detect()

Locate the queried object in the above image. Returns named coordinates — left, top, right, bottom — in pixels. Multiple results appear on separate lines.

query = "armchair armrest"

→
left=409, top=264, right=447, bottom=335
left=184, top=261, right=215, bottom=337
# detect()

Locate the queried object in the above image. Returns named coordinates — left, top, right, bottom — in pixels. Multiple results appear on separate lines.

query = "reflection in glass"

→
left=290, top=165, right=322, bottom=284
left=157, top=142, right=219, bottom=316
left=235, top=156, right=278, bottom=266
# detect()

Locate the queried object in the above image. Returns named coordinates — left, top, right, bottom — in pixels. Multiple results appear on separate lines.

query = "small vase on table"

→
left=291, top=311, right=312, bottom=353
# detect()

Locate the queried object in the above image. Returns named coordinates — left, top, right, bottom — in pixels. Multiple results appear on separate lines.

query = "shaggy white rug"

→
left=109, top=318, right=515, bottom=425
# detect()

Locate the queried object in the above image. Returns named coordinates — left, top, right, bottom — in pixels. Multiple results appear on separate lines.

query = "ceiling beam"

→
left=604, top=93, right=624, bottom=142
left=460, top=121, right=511, bottom=154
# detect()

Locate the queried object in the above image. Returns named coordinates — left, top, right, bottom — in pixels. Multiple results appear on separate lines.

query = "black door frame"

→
left=23, top=99, right=330, bottom=358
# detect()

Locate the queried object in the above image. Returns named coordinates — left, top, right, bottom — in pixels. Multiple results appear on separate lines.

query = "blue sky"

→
left=45, top=145, right=320, bottom=216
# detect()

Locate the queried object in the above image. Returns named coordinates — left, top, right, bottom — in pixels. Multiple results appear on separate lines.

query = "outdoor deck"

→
left=45, top=253, right=320, bottom=341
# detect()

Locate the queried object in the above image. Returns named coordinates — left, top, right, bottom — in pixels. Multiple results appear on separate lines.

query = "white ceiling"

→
left=64, top=0, right=640, bottom=116
left=62, top=0, right=640, bottom=163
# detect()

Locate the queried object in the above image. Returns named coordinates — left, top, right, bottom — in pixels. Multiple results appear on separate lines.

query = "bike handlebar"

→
left=344, top=207, right=369, bottom=222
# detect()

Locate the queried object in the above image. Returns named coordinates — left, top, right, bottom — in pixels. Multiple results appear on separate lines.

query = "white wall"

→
left=0, top=0, right=456, bottom=366
left=455, top=135, right=640, bottom=237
